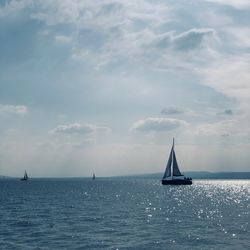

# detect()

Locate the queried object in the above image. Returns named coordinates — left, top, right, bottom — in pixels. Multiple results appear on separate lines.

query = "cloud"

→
left=172, top=28, right=217, bottom=51
left=200, top=55, right=250, bottom=102
left=131, top=117, right=188, bottom=132
left=149, top=28, right=217, bottom=51
left=71, top=139, right=96, bottom=148
left=50, top=123, right=111, bottom=135
left=206, top=0, right=250, bottom=9
left=0, top=1, right=218, bottom=70
left=55, top=35, right=72, bottom=44
left=110, top=27, right=217, bottom=57
left=0, top=0, right=33, bottom=17
left=87, top=27, right=219, bottom=71
left=198, top=54, right=250, bottom=142
left=217, top=109, right=233, bottom=116
left=2, top=0, right=166, bottom=68
left=0, top=104, right=28, bottom=115
left=28, top=0, right=170, bottom=28
left=225, top=27, right=250, bottom=48
left=194, top=119, right=238, bottom=137
left=36, top=138, right=96, bottom=150
left=161, top=106, right=185, bottom=115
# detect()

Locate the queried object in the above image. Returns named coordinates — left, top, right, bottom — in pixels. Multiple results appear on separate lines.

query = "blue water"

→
left=0, top=179, right=249, bottom=249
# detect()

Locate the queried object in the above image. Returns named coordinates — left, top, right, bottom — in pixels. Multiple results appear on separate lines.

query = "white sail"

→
left=24, top=170, right=28, bottom=180
left=172, top=150, right=183, bottom=176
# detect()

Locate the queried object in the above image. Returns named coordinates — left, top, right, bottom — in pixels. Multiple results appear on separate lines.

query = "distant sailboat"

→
left=92, top=173, right=95, bottom=180
left=20, top=170, right=28, bottom=181
left=162, top=138, right=192, bottom=185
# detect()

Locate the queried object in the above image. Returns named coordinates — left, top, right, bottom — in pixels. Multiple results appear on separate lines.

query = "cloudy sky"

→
left=0, top=0, right=249, bottom=177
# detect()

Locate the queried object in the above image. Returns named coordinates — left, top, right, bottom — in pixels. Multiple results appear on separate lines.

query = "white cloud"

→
left=30, top=0, right=82, bottom=26
left=194, top=119, right=239, bottom=137
left=193, top=37, right=250, bottom=143
left=0, top=0, right=33, bottom=17
left=71, top=49, right=90, bottom=61
left=0, top=104, right=28, bottom=115
left=55, top=35, right=72, bottom=44
left=172, top=28, right=217, bottom=51
left=226, top=27, right=250, bottom=48
left=196, top=9, right=233, bottom=28
left=36, top=138, right=96, bottom=150
left=200, top=55, right=250, bottom=102
left=122, top=27, right=217, bottom=54
left=1, top=1, right=219, bottom=70
left=206, top=0, right=250, bottom=9
left=93, top=27, right=219, bottom=70
left=131, top=117, right=189, bottom=132
left=183, top=111, right=250, bottom=141
left=50, top=123, right=111, bottom=135
left=10, top=0, right=169, bottom=68
left=29, top=0, right=170, bottom=28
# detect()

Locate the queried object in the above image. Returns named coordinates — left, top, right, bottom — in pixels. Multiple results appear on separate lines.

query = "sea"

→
left=0, top=179, right=249, bottom=250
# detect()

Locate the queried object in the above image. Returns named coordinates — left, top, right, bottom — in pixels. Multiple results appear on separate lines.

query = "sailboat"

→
left=92, top=173, right=95, bottom=180
left=162, top=138, right=192, bottom=185
left=20, top=170, right=28, bottom=181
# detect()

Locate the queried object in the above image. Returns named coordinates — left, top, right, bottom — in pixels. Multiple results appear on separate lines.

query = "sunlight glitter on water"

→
left=0, top=179, right=249, bottom=249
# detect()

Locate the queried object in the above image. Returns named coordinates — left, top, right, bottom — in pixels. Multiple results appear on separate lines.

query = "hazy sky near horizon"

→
left=0, top=0, right=249, bottom=177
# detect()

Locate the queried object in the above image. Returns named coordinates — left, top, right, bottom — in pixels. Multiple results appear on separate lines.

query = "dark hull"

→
left=162, top=179, right=192, bottom=185
left=20, top=178, right=28, bottom=181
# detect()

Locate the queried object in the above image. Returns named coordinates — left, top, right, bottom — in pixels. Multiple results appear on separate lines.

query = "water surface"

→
left=0, top=179, right=249, bottom=249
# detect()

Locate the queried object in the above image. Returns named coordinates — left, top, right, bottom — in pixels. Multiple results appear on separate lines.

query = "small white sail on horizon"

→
left=21, top=170, right=28, bottom=181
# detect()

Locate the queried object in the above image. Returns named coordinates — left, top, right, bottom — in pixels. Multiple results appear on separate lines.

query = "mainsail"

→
left=162, top=147, right=172, bottom=179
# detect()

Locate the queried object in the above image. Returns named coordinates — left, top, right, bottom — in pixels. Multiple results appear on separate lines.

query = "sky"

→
left=0, top=0, right=249, bottom=177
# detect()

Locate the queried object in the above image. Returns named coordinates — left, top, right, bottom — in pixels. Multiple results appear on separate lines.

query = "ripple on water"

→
left=0, top=179, right=249, bottom=249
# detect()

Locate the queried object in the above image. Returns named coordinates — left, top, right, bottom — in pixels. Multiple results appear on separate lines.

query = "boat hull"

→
left=161, top=179, right=192, bottom=185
